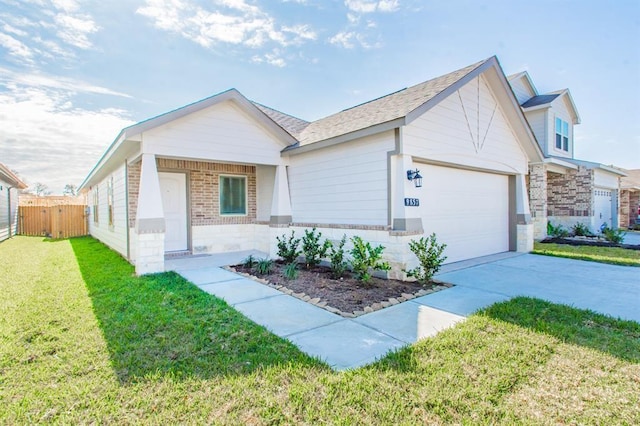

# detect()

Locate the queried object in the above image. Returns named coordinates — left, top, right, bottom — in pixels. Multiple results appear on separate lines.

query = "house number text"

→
left=404, top=198, right=420, bottom=207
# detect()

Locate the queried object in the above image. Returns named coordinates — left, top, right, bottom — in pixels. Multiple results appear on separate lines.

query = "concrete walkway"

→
left=166, top=252, right=639, bottom=370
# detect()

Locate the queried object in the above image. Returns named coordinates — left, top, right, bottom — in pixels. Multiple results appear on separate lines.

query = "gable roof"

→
left=252, top=102, right=309, bottom=139
left=507, top=71, right=538, bottom=98
left=0, top=163, right=27, bottom=189
left=296, top=59, right=486, bottom=146
left=621, top=169, right=640, bottom=190
left=521, top=94, right=560, bottom=108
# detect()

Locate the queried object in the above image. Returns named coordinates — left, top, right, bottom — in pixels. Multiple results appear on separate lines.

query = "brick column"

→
left=528, top=164, right=547, bottom=239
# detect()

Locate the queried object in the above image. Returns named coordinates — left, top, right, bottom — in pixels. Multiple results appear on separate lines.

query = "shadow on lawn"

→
left=481, top=297, right=640, bottom=363
left=69, top=237, right=323, bottom=383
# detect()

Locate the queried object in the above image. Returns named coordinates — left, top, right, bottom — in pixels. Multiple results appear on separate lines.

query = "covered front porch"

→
left=129, top=154, right=292, bottom=274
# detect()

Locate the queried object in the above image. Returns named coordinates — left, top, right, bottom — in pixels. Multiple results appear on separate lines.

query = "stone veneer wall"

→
left=528, top=164, right=547, bottom=239
left=620, top=189, right=640, bottom=228
left=547, top=166, right=593, bottom=217
left=127, top=158, right=257, bottom=229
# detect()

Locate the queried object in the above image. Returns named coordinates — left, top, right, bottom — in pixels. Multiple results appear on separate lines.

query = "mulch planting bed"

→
left=540, top=237, right=640, bottom=250
left=229, top=262, right=452, bottom=318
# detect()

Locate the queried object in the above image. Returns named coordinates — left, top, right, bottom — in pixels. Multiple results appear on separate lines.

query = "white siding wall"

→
left=256, top=165, right=275, bottom=221
left=144, top=101, right=286, bottom=166
left=594, top=169, right=619, bottom=189
left=548, top=96, right=574, bottom=159
left=523, top=109, right=547, bottom=155
left=403, top=76, right=529, bottom=174
left=509, top=76, right=535, bottom=105
left=288, top=131, right=395, bottom=226
left=0, top=182, right=19, bottom=242
left=88, top=163, right=128, bottom=258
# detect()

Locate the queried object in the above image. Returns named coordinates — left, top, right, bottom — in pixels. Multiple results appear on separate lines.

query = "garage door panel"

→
left=419, top=165, right=509, bottom=263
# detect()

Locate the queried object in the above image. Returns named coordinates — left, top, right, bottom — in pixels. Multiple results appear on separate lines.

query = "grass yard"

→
left=1, top=236, right=639, bottom=424
left=532, top=241, right=640, bottom=266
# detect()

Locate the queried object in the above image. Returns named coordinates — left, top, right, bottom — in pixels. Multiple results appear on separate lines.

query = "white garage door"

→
left=419, top=164, right=510, bottom=263
left=594, top=187, right=612, bottom=230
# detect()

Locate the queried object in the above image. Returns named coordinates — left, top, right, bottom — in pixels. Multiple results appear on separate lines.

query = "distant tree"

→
left=63, top=184, right=78, bottom=196
left=33, top=182, right=51, bottom=196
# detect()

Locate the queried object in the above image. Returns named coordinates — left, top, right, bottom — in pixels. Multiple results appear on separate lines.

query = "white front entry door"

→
left=158, top=172, right=188, bottom=252
left=418, top=164, right=510, bottom=263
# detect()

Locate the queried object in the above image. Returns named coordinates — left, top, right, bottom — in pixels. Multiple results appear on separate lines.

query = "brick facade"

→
left=620, top=189, right=640, bottom=228
left=127, top=158, right=257, bottom=228
left=547, top=166, right=593, bottom=217
left=528, top=164, right=547, bottom=220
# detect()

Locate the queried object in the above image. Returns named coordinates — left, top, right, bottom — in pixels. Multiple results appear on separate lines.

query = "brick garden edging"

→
left=224, top=266, right=453, bottom=318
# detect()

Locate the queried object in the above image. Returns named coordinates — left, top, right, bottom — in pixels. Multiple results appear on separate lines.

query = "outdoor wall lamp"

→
left=406, top=169, right=423, bottom=188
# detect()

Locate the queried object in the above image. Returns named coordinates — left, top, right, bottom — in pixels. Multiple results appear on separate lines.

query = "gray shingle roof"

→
left=295, top=59, right=488, bottom=145
left=521, top=94, right=560, bottom=108
left=252, top=102, right=310, bottom=139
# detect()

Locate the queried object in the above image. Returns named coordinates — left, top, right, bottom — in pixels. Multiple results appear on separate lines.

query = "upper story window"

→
left=220, top=175, right=247, bottom=215
left=555, top=117, right=569, bottom=151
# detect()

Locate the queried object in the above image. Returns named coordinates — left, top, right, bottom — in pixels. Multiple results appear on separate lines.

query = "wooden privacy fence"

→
left=19, top=205, right=88, bottom=239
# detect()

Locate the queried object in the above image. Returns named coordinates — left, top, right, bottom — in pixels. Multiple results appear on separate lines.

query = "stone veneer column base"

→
left=516, top=224, right=534, bottom=253
left=135, top=232, right=165, bottom=275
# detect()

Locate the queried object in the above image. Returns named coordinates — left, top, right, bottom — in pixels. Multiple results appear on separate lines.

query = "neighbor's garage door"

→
left=419, top=164, right=510, bottom=263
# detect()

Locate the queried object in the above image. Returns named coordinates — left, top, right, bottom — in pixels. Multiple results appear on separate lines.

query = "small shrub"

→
left=243, top=254, right=256, bottom=269
left=283, top=262, right=298, bottom=280
left=548, top=222, right=569, bottom=238
left=302, top=227, right=331, bottom=269
left=602, top=227, right=626, bottom=244
left=571, top=222, right=592, bottom=237
left=276, top=231, right=301, bottom=263
left=349, top=236, right=390, bottom=283
left=403, top=233, right=447, bottom=284
left=328, top=235, right=349, bottom=279
left=254, top=258, right=274, bottom=276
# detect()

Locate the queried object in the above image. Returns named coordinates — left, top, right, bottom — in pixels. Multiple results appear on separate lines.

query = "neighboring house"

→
left=0, top=163, right=27, bottom=242
left=79, top=56, right=543, bottom=276
left=620, top=169, right=640, bottom=228
left=508, top=72, right=626, bottom=238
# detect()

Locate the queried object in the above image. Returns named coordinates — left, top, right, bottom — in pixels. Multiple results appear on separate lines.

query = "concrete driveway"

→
left=431, top=253, right=639, bottom=323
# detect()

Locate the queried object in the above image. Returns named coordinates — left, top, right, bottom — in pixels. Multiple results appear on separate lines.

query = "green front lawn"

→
left=532, top=241, right=640, bottom=266
left=1, top=236, right=639, bottom=424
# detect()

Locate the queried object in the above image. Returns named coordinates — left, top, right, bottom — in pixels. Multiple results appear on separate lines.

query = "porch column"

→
left=390, top=154, right=423, bottom=232
left=134, top=153, right=165, bottom=275
left=270, top=165, right=292, bottom=225
left=528, top=163, right=548, bottom=240
left=514, top=173, right=533, bottom=252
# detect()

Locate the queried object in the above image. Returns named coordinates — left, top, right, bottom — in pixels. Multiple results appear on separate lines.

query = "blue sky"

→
left=1, top=0, right=639, bottom=193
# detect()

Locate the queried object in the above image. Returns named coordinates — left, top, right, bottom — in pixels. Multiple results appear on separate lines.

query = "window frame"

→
left=555, top=117, right=570, bottom=152
left=107, top=176, right=114, bottom=228
left=219, top=174, right=248, bottom=216
left=92, top=186, right=99, bottom=224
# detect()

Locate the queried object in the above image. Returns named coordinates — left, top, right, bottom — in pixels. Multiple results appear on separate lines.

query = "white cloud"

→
left=344, top=0, right=399, bottom=14
left=328, top=30, right=380, bottom=49
left=329, top=31, right=356, bottom=49
left=137, top=0, right=316, bottom=61
left=0, top=67, right=132, bottom=98
left=53, top=13, right=98, bottom=49
left=251, top=49, right=286, bottom=67
left=0, top=32, right=35, bottom=64
left=0, top=85, right=134, bottom=193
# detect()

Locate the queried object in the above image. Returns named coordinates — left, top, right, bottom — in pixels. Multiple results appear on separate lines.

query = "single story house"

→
left=0, top=163, right=27, bottom=242
left=79, top=56, right=543, bottom=276
left=507, top=72, right=626, bottom=238
left=620, top=169, right=640, bottom=228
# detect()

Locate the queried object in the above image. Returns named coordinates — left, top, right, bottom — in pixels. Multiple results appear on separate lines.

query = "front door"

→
left=158, top=172, right=188, bottom=252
